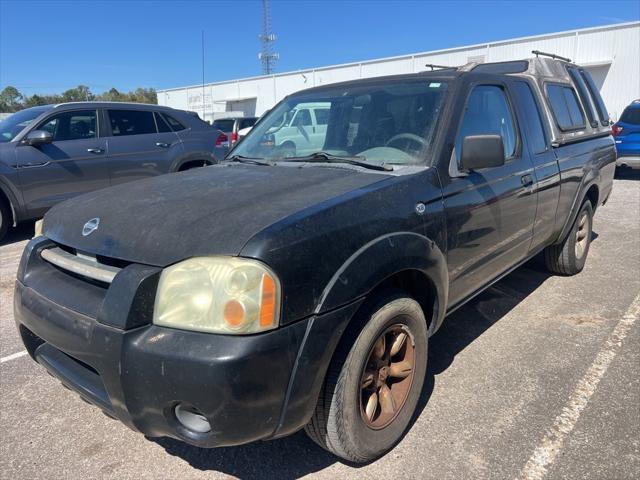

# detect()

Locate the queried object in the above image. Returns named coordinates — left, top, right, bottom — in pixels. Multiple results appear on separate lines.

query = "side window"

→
left=36, top=110, right=97, bottom=141
left=109, top=110, right=156, bottom=136
left=314, top=109, right=330, bottom=125
left=162, top=113, right=186, bottom=131
left=546, top=85, right=586, bottom=131
left=456, top=85, right=517, bottom=160
left=513, top=81, right=548, bottom=154
left=579, top=70, right=609, bottom=126
left=154, top=112, right=172, bottom=133
left=567, top=68, right=598, bottom=128
left=292, top=109, right=312, bottom=127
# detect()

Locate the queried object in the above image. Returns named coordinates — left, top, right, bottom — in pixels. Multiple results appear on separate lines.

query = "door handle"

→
left=20, top=161, right=51, bottom=168
left=521, top=174, right=534, bottom=187
left=156, top=142, right=170, bottom=148
left=87, top=148, right=104, bottom=154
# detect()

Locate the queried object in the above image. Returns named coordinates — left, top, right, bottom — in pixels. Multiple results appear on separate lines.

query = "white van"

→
left=271, top=102, right=330, bottom=156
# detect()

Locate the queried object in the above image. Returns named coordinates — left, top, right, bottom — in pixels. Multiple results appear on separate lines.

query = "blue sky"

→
left=1, top=0, right=638, bottom=95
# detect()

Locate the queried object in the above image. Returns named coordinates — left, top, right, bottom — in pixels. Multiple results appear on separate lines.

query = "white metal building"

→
left=157, top=21, right=640, bottom=122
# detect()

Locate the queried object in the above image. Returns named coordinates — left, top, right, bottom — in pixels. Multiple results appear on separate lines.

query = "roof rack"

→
left=531, top=50, right=572, bottom=63
left=424, top=63, right=454, bottom=71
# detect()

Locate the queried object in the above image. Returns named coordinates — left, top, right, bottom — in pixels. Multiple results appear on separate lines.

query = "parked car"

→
left=612, top=99, right=640, bottom=169
left=211, top=116, right=258, bottom=148
left=15, top=56, right=615, bottom=463
left=0, top=102, right=226, bottom=239
left=267, top=102, right=330, bottom=156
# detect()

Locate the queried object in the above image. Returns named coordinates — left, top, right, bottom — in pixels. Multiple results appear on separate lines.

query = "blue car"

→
left=613, top=99, right=640, bottom=169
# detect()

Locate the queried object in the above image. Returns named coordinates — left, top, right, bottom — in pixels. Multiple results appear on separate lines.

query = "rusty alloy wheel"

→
left=574, top=211, right=590, bottom=259
left=359, top=324, right=415, bottom=429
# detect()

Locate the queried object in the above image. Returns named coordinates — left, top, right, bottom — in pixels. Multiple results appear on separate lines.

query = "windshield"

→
left=0, top=106, right=52, bottom=143
left=232, top=80, right=449, bottom=166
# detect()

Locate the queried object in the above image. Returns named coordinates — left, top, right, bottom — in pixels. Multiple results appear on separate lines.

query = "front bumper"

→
left=14, top=238, right=361, bottom=447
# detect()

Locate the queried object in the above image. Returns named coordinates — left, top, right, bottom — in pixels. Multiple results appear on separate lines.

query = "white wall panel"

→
left=158, top=23, right=639, bottom=121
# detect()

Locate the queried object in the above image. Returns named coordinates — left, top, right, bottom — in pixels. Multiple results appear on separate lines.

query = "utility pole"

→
left=258, top=0, right=279, bottom=75
left=201, top=30, right=206, bottom=121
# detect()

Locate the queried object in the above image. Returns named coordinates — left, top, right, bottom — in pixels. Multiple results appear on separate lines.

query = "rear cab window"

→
left=513, top=81, right=548, bottom=154
left=579, top=70, right=610, bottom=126
left=108, top=110, right=156, bottom=136
left=567, top=67, right=598, bottom=128
left=546, top=84, right=586, bottom=131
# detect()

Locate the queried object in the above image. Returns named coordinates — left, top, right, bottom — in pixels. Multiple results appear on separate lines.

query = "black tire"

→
left=0, top=200, right=10, bottom=241
left=544, top=200, right=593, bottom=275
left=305, top=291, right=428, bottom=463
left=178, top=159, right=208, bottom=171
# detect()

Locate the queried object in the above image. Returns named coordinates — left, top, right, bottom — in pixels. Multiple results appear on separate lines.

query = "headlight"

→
left=34, top=219, right=44, bottom=237
left=153, top=257, right=280, bottom=334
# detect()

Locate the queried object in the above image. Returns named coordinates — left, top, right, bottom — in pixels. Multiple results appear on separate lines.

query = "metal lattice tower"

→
left=258, top=0, right=278, bottom=75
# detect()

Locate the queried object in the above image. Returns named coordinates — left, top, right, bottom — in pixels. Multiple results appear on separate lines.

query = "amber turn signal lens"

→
left=224, top=300, right=245, bottom=327
left=260, top=275, right=277, bottom=327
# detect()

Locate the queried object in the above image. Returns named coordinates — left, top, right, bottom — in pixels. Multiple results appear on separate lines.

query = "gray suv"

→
left=0, top=102, right=226, bottom=239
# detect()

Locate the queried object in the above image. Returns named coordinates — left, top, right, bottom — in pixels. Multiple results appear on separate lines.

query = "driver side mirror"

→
left=23, top=130, right=53, bottom=147
left=460, top=134, right=505, bottom=170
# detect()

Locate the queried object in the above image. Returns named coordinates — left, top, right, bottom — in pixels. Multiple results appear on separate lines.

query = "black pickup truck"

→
left=15, top=56, right=615, bottom=463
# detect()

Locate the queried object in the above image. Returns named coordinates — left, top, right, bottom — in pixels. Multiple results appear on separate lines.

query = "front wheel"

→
left=305, top=292, right=428, bottom=463
left=544, top=200, right=593, bottom=275
left=0, top=200, right=10, bottom=241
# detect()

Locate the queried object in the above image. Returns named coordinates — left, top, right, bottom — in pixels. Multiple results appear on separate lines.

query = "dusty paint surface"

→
left=1, top=174, right=639, bottom=480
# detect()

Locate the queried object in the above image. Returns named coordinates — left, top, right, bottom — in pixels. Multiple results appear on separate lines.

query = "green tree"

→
left=61, top=85, right=94, bottom=102
left=23, top=94, right=46, bottom=107
left=96, top=87, right=123, bottom=102
left=0, top=86, right=23, bottom=112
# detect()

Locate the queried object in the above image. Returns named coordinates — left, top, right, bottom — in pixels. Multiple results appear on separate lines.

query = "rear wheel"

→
left=544, top=200, right=593, bottom=275
left=305, top=292, right=428, bottom=463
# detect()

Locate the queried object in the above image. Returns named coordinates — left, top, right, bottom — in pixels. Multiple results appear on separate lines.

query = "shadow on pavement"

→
left=614, top=167, right=640, bottom=180
left=151, top=253, right=576, bottom=478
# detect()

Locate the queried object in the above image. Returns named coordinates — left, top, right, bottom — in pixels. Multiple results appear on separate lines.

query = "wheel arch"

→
left=314, top=232, right=448, bottom=336
left=170, top=150, right=217, bottom=172
left=273, top=235, right=448, bottom=439
left=555, top=179, right=600, bottom=245
left=0, top=182, right=18, bottom=227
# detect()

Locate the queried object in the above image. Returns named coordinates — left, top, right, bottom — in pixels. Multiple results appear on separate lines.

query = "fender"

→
left=314, top=231, right=449, bottom=335
left=273, top=232, right=448, bottom=438
left=554, top=166, right=599, bottom=244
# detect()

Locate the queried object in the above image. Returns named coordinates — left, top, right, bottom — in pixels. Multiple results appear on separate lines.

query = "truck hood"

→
left=43, top=164, right=391, bottom=266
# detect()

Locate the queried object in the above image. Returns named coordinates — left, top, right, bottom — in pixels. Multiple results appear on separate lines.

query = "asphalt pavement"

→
left=1, top=172, right=639, bottom=480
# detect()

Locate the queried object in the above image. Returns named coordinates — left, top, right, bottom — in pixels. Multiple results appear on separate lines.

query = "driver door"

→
left=441, top=81, right=537, bottom=306
left=15, top=108, right=109, bottom=218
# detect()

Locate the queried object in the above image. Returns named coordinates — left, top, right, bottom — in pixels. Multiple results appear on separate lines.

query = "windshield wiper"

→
left=284, top=152, right=393, bottom=171
left=225, top=155, right=273, bottom=166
